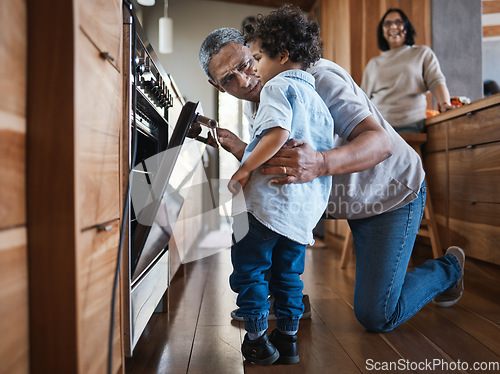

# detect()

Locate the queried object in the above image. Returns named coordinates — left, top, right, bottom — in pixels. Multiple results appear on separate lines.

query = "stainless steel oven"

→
left=122, top=3, right=209, bottom=356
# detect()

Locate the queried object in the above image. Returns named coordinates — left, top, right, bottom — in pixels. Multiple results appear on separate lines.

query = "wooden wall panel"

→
left=483, top=0, right=500, bottom=14
left=0, top=119, right=25, bottom=229
left=0, top=228, right=29, bottom=374
left=361, top=0, right=382, bottom=80
left=0, top=0, right=29, bottom=373
left=0, top=0, right=26, bottom=229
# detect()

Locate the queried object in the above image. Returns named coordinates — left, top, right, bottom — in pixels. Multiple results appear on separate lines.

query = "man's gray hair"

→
left=198, top=27, right=244, bottom=82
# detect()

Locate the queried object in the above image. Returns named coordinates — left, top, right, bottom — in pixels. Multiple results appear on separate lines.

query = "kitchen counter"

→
left=425, top=93, right=500, bottom=126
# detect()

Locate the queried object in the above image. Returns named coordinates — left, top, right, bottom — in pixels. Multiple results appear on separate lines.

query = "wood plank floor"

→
left=125, top=238, right=500, bottom=374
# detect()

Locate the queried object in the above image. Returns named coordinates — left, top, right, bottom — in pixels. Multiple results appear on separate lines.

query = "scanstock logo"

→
left=129, top=143, right=248, bottom=263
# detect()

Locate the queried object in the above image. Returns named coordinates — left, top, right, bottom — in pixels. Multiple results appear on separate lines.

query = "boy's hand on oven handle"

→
left=187, top=122, right=219, bottom=148
left=217, top=128, right=247, bottom=162
left=188, top=126, right=247, bottom=160
left=187, top=121, right=202, bottom=138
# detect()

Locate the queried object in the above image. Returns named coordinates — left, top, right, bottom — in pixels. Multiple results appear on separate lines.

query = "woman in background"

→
left=361, top=8, right=454, bottom=133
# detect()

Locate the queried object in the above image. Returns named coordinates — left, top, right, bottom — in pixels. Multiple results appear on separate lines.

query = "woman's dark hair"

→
left=484, top=79, right=500, bottom=96
left=241, top=16, right=256, bottom=32
left=377, top=8, right=416, bottom=51
left=243, top=4, right=322, bottom=69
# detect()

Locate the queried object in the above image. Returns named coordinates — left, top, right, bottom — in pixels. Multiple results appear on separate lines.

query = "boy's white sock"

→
left=247, top=330, right=266, bottom=340
left=278, top=329, right=297, bottom=336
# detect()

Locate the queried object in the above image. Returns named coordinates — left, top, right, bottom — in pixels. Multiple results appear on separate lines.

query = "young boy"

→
left=227, top=5, right=335, bottom=365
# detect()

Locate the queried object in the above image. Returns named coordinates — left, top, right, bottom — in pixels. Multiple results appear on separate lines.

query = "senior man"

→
left=197, top=27, right=465, bottom=333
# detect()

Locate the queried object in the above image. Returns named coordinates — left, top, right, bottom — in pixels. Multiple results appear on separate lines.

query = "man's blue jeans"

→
left=348, top=182, right=462, bottom=332
left=229, top=213, right=305, bottom=334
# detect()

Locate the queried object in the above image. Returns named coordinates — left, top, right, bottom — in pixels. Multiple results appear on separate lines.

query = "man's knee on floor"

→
left=353, top=306, right=396, bottom=333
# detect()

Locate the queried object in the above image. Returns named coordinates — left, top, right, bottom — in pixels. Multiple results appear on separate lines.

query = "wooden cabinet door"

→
left=78, top=0, right=122, bottom=71
left=448, top=143, right=500, bottom=204
left=77, top=30, right=122, bottom=229
left=78, top=225, right=122, bottom=374
left=449, top=200, right=500, bottom=265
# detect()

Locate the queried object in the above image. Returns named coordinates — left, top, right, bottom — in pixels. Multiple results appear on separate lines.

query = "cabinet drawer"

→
left=449, top=201, right=500, bottom=265
left=78, top=0, right=122, bottom=72
left=448, top=104, right=500, bottom=149
left=449, top=142, right=500, bottom=203
left=77, top=31, right=121, bottom=229
left=77, top=224, right=121, bottom=374
left=0, top=227, right=29, bottom=373
left=426, top=122, right=447, bottom=152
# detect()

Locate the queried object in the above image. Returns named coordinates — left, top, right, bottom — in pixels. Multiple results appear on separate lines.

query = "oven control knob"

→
left=136, top=64, right=145, bottom=75
left=135, top=56, right=146, bottom=75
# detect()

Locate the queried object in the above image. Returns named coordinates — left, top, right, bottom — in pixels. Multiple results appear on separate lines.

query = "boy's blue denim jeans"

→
left=230, top=213, right=305, bottom=334
left=348, top=181, right=462, bottom=332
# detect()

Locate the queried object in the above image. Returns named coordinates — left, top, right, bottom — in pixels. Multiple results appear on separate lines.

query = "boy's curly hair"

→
left=243, top=5, right=322, bottom=69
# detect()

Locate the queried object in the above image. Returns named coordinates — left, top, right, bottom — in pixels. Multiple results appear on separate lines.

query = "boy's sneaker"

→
left=231, top=294, right=312, bottom=321
left=269, top=329, right=299, bottom=364
left=241, top=333, right=279, bottom=365
left=433, top=246, right=465, bottom=307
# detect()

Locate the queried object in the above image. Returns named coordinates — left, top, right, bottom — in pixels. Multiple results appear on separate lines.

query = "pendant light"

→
left=137, top=0, right=155, bottom=6
left=159, top=0, right=173, bottom=54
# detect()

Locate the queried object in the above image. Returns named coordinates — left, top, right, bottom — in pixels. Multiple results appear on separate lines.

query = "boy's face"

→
left=248, top=40, right=285, bottom=87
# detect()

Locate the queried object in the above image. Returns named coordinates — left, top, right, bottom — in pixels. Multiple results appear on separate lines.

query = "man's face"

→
left=207, top=42, right=262, bottom=103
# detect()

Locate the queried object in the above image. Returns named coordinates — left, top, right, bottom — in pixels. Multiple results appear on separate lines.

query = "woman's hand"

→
left=260, top=139, right=326, bottom=184
left=439, top=102, right=456, bottom=112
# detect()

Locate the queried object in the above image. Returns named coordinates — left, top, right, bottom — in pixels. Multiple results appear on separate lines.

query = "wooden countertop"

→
left=425, top=93, right=500, bottom=126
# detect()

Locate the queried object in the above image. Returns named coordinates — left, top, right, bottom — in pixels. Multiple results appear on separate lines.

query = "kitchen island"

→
left=425, top=93, right=500, bottom=265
